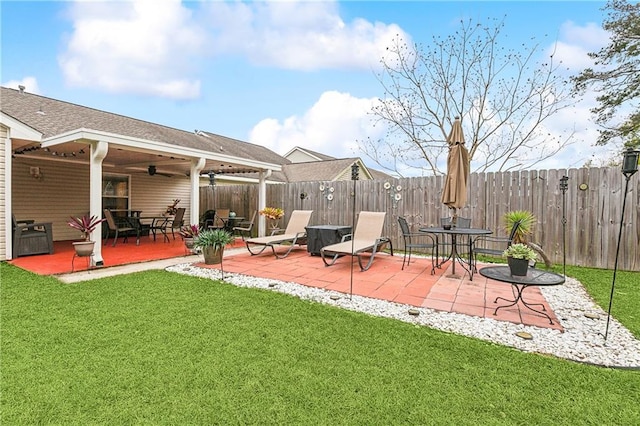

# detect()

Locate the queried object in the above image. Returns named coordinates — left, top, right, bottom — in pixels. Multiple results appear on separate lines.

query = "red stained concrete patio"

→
left=198, top=245, right=563, bottom=331
left=9, top=238, right=562, bottom=331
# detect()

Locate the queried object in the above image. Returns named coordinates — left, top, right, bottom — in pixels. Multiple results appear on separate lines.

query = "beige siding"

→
left=0, top=125, right=7, bottom=260
left=11, top=158, right=191, bottom=241
left=286, top=151, right=317, bottom=163
left=130, top=173, right=192, bottom=223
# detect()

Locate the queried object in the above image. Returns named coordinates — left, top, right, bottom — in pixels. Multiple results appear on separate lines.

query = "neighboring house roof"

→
left=281, top=158, right=371, bottom=182
left=368, top=168, right=394, bottom=180
left=1, top=86, right=283, bottom=176
left=283, top=146, right=336, bottom=163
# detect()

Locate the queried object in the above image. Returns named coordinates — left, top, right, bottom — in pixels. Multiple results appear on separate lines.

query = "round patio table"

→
left=479, top=265, right=565, bottom=324
left=419, top=227, right=492, bottom=280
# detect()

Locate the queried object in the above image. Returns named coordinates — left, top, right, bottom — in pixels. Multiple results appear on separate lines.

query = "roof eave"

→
left=41, top=128, right=282, bottom=172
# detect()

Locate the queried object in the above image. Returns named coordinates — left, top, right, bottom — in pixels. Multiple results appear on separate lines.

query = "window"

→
left=102, top=174, right=130, bottom=215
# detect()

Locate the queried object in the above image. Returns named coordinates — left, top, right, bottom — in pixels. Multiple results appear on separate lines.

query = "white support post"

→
left=190, top=158, right=206, bottom=227
left=257, top=170, right=271, bottom=237
left=90, top=141, right=108, bottom=266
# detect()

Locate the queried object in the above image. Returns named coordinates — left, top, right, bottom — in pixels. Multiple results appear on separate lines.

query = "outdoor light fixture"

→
left=559, top=176, right=569, bottom=277
left=208, top=171, right=216, bottom=187
left=622, top=147, right=639, bottom=176
left=349, top=163, right=360, bottom=299
left=148, top=165, right=156, bottom=176
left=605, top=147, right=639, bottom=341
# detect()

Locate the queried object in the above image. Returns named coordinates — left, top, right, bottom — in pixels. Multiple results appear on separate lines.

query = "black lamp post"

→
left=559, top=175, right=569, bottom=277
left=350, top=163, right=359, bottom=299
left=208, top=171, right=216, bottom=209
left=604, top=148, right=639, bottom=341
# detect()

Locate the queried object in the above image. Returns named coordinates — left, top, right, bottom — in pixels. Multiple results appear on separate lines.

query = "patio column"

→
left=90, top=141, right=108, bottom=266
left=257, top=169, right=271, bottom=237
left=190, top=158, right=206, bottom=227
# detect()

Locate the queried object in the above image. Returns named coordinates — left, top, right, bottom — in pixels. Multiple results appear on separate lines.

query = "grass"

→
left=2, top=262, right=639, bottom=424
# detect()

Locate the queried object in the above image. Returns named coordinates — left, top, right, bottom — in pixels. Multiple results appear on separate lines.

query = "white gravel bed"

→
left=166, top=263, right=640, bottom=369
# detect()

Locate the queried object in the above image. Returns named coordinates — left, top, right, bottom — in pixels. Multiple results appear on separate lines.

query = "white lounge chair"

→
left=245, top=210, right=313, bottom=258
left=320, top=211, right=393, bottom=271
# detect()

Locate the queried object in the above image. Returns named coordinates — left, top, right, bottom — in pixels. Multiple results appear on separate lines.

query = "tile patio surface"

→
left=197, top=245, right=563, bottom=331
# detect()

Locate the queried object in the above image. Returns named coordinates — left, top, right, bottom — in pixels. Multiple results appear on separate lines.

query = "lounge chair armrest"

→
left=339, top=233, right=353, bottom=242
left=270, top=228, right=285, bottom=236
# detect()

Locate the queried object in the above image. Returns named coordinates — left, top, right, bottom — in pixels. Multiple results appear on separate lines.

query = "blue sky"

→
left=1, top=1, right=613, bottom=175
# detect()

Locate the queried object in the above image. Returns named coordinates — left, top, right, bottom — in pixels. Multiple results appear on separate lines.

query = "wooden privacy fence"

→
left=200, top=166, right=639, bottom=271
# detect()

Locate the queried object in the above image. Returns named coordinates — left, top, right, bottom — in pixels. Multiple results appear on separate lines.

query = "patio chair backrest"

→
left=214, top=209, right=230, bottom=228
left=104, top=209, right=117, bottom=230
left=284, top=210, right=313, bottom=234
left=354, top=211, right=386, bottom=241
left=398, top=216, right=411, bottom=237
left=172, top=207, right=186, bottom=229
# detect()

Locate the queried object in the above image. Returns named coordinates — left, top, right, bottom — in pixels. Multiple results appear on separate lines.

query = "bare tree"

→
left=360, top=17, right=578, bottom=177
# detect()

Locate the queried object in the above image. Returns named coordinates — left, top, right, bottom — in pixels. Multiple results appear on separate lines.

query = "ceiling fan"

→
left=147, top=165, right=173, bottom=178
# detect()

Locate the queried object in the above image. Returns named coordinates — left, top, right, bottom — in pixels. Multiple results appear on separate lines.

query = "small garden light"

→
left=559, top=175, right=569, bottom=277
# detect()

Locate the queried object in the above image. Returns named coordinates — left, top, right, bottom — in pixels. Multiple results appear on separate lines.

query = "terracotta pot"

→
left=507, top=256, right=529, bottom=276
left=73, top=240, right=95, bottom=257
left=203, top=246, right=224, bottom=265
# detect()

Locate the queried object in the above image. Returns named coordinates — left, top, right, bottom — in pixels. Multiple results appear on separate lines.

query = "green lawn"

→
left=2, top=263, right=639, bottom=424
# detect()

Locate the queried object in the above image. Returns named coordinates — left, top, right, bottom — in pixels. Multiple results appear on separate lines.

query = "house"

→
left=282, top=146, right=392, bottom=182
left=0, top=86, right=284, bottom=264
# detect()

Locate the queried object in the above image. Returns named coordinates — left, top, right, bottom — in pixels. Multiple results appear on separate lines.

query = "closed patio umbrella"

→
left=441, top=116, right=470, bottom=225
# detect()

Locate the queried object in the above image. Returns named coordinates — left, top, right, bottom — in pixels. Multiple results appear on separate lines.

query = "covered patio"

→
left=10, top=240, right=562, bottom=331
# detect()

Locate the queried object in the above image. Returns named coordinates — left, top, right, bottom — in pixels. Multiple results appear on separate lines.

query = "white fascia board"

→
left=203, top=175, right=284, bottom=185
left=41, top=128, right=281, bottom=172
left=0, top=112, right=43, bottom=140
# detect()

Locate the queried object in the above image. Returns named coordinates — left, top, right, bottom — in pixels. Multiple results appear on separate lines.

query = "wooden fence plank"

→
left=202, top=166, right=639, bottom=271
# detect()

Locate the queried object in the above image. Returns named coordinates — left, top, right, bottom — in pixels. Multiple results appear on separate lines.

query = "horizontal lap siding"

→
left=10, top=159, right=191, bottom=242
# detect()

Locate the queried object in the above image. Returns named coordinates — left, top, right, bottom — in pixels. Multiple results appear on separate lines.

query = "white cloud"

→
left=549, top=21, right=609, bottom=71
left=203, top=1, right=409, bottom=70
left=249, top=91, right=384, bottom=158
left=58, top=0, right=205, bottom=99
left=2, top=77, right=40, bottom=94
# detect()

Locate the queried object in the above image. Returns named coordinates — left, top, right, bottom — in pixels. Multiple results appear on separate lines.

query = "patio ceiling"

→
left=11, top=132, right=280, bottom=178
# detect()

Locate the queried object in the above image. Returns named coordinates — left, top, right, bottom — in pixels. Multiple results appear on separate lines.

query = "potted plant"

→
left=503, top=210, right=535, bottom=244
left=259, top=207, right=284, bottom=231
left=179, top=224, right=200, bottom=253
left=194, top=229, right=234, bottom=265
left=67, top=214, right=106, bottom=256
left=503, top=243, right=537, bottom=276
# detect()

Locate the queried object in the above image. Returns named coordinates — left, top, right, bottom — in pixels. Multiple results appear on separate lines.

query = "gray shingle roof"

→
left=282, top=158, right=360, bottom=182
left=1, top=86, right=285, bottom=167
